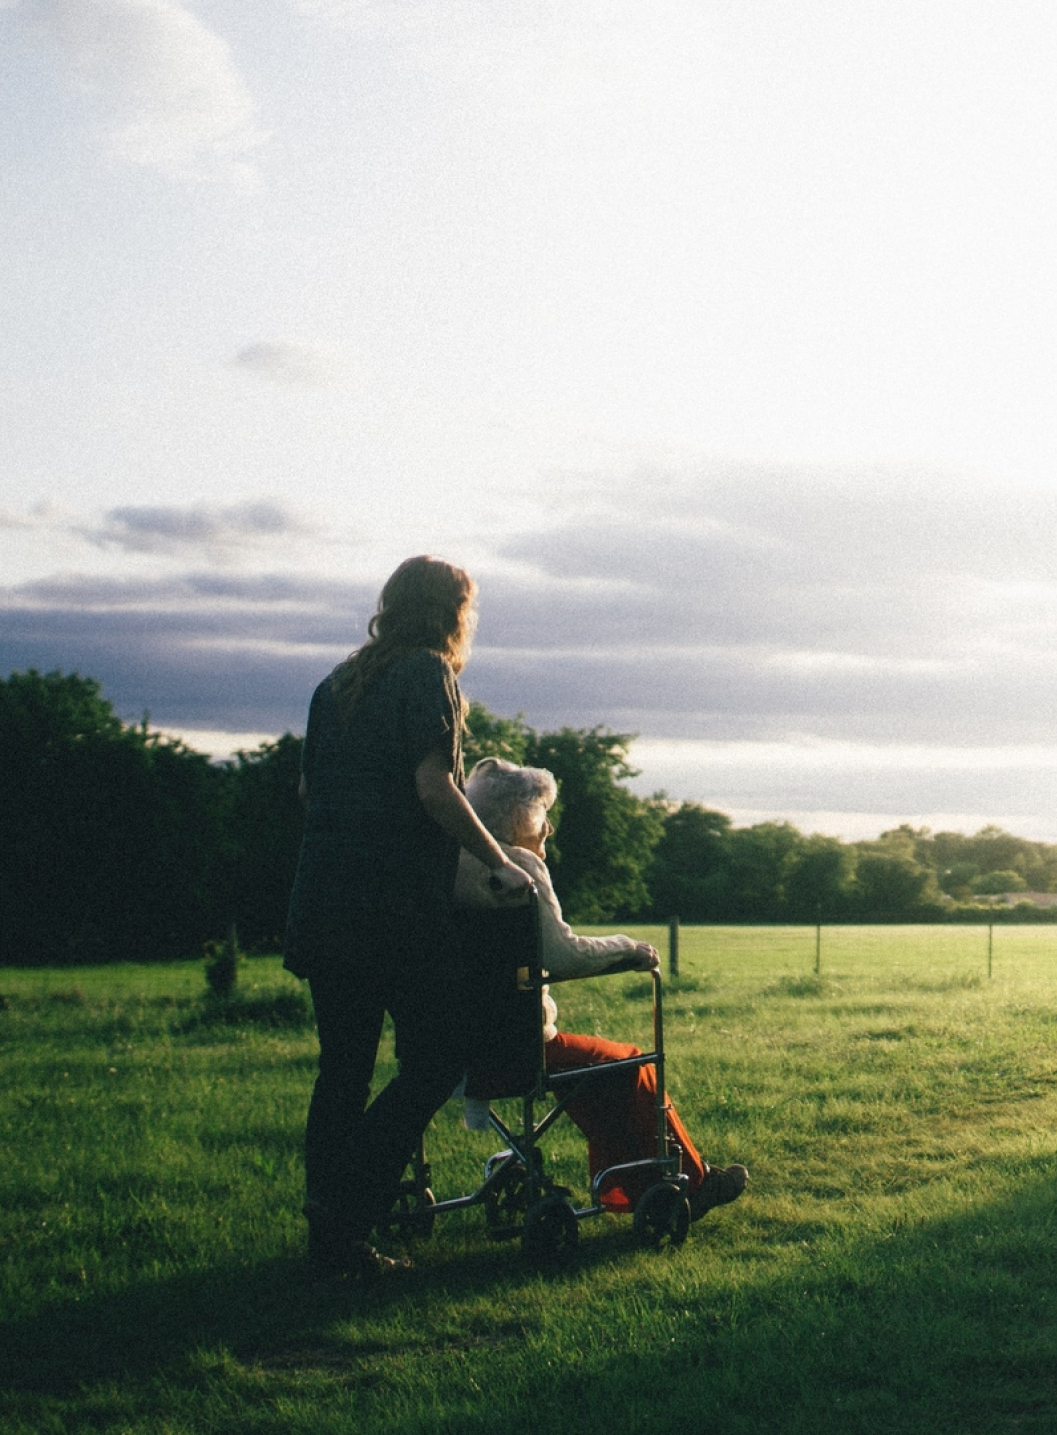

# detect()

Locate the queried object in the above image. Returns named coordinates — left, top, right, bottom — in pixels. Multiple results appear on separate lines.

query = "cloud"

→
left=15, top=0, right=266, bottom=182
left=0, top=501, right=70, bottom=530
left=486, top=466, right=1057, bottom=656
left=289, top=0, right=456, bottom=29
left=7, top=461, right=1057, bottom=756
left=231, top=342, right=354, bottom=388
left=5, top=553, right=1057, bottom=835
left=0, top=570, right=376, bottom=730
left=0, top=607, right=322, bottom=732
left=17, top=571, right=365, bottom=609
left=625, top=737, right=1057, bottom=838
left=445, top=466, right=1057, bottom=747
left=82, top=502, right=313, bottom=556
left=6, top=466, right=1057, bottom=832
left=469, top=642, right=1057, bottom=747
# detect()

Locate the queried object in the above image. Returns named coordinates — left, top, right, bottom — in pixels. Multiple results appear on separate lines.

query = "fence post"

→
left=988, top=920, right=994, bottom=980
left=668, top=915, right=679, bottom=978
left=815, top=903, right=822, bottom=975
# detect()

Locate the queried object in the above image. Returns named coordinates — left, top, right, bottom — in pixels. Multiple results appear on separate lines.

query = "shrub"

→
left=204, top=928, right=243, bottom=998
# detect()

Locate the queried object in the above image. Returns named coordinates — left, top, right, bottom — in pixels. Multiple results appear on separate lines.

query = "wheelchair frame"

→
left=383, top=888, right=691, bottom=1262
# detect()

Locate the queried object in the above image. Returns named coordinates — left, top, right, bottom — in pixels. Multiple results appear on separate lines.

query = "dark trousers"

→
left=306, top=924, right=467, bottom=1243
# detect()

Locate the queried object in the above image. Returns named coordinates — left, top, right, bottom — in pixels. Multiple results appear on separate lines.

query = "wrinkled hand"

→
left=632, top=942, right=660, bottom=970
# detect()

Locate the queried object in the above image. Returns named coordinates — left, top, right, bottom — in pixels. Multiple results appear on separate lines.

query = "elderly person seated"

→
left=454, top=757, right=748, bottom=1220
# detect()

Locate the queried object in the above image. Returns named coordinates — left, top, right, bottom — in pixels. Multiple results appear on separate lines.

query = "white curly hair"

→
left=464, top=757, right=557, bottom=845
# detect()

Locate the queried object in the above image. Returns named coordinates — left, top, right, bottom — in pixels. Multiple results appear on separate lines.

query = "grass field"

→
left=3, top=925, right=1057, bottom=1434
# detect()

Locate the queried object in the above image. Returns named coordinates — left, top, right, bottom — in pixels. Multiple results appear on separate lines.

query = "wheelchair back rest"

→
left=455, top=897, right=543, bottom=1093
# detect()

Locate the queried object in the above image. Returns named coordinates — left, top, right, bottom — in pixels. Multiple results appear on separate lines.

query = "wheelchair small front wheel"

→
left=522, top=1194, right=578, bottom=1265
left=633, top=1183, right=690, bottom=1249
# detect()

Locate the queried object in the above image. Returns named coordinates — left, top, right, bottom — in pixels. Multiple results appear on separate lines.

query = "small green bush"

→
left=203, top=928, right=243, bottom=998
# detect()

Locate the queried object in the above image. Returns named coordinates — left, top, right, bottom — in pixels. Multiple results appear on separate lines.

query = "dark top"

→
left=283, top=649, right=464, bottom=977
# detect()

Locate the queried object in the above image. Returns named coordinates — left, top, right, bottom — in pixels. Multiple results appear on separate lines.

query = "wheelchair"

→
left=381, top=889, right=692, bottom=1262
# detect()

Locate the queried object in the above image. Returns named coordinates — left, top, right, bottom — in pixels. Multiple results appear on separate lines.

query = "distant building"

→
left=995, top=891, right=1057, bottom=908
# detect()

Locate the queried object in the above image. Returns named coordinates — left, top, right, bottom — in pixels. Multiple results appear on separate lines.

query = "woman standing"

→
left=285, top=557, right=529, bottom=1279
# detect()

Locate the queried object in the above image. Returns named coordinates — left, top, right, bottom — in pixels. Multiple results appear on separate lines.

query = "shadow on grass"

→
left=760, top=973, right=831, bottom=998
left=434, top=1173, right=1057, bottom=1435
left=176, top=989, right=315, bottom=1033
left=4, top=1171, right=1057, bottom=1434
left=0, top=1214, right=636, bottom=1399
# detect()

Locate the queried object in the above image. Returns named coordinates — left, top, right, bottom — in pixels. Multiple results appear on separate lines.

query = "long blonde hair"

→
left=333, top=555, right=477, bottom=717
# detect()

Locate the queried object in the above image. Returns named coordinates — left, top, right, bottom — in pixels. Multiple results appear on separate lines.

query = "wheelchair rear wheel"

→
left=633, top=1183, right=690, bottom=1249
left=484, top=1160, right=533, bottom=1235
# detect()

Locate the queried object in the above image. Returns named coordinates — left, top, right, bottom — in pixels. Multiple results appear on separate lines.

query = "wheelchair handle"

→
left=487, top=874, right=537, bottom=896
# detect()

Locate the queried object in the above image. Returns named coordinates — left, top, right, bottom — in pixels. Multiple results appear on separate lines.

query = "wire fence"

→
left=646, top=919, right=1057, bottom=987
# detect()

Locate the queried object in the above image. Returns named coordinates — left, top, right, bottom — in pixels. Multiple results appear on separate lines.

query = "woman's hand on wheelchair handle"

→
left=633, top=943, right=660, bottom=970
left=488, top=859, right=533, bottom=898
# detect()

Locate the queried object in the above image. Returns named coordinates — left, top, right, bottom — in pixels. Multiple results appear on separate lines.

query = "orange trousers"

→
left=544, top=1031, right=707, bottom=1209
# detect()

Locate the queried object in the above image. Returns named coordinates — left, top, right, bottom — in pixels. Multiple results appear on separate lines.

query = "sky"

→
left=3, top=0, right=1057, bottom=841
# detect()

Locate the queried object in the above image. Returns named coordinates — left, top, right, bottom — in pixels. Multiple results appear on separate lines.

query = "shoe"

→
left=689, top=1164, right=749, bottom=1222
left=303, top=1201, right=412, bottom=1282
left=351, top=1241, right=413, bottom=1283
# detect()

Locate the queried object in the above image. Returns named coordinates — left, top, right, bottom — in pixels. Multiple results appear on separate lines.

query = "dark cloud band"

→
left=4, top=475, right=1057, bottom=823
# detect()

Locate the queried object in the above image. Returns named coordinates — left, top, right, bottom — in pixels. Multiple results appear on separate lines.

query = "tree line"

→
left=647, top=807, right=1057, bottom=925
left=3, top=669, right=1055, bottom=966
